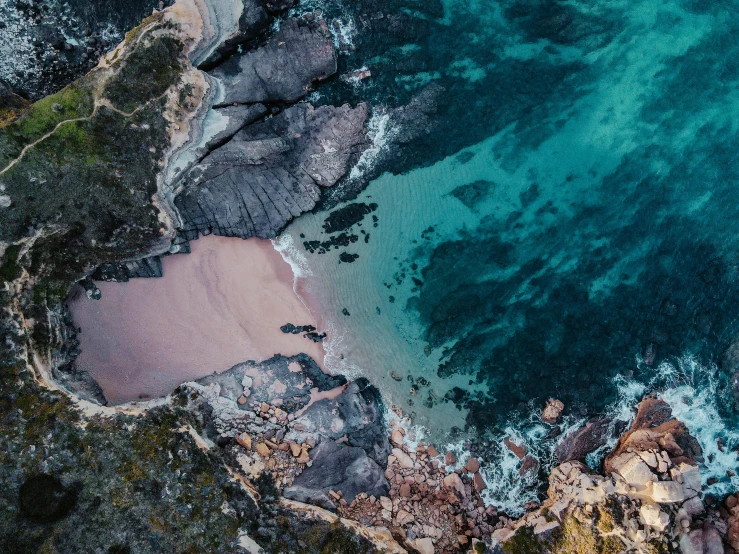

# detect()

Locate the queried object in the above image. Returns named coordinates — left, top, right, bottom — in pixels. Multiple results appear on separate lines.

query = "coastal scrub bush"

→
left=105, top=35, right=184, bottom=113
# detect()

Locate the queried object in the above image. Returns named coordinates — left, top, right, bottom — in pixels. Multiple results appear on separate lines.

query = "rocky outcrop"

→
left=554, top=417, right=612, bottom=463
left=175, top=101, right=369, bottom=238
left=605, top=395, right=703, bottom=470
left=210, top=17, right=336, bottom=105
left=191, top=0, right=270, bottom=68
left=183, top=353, right=390, bottom=509
left=283, top=440, right=389, bottom=509
left=492, top=396, right=726, bottom=554
left=92, top=256, right=164, bottom=281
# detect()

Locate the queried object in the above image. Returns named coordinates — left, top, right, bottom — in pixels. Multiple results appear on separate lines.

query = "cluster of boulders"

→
left=329, top=412, right=496, bottom=554
left=231, top=398, right=316, bottom=490
left=180, top=354, right=391, bottom=507
left=183, top=369, right=739, bottom=554
left=493, top=396, right=738, bottom=554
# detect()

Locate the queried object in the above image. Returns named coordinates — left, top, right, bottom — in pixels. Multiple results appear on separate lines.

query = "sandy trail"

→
left=69, top=235, right=325, bottom=404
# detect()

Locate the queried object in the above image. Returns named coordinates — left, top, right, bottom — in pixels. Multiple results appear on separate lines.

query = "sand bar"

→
left=69, top=235, right=325, bottom=405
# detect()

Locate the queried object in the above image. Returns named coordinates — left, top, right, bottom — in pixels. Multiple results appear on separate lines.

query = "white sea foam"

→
left=329, top=16, right=357, bottom=53
left=447, top=354, right=738, bottom=516
left=271, top=233, right=313, bottom=279
left=658, top=356, right=739, bottom=497
left=349, top=108, right=396, bottom=182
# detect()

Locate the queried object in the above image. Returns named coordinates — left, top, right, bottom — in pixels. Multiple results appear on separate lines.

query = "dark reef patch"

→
left=449, top=180, right=494, bottom=210
left=322, top=202, right=378, bottom=233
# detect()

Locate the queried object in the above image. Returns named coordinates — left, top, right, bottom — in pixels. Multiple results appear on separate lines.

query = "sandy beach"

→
left=69, top=235, right=325, bottom=405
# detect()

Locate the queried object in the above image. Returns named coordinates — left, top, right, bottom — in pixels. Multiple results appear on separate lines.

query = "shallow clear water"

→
left=283, top=0, right=739, bottom=446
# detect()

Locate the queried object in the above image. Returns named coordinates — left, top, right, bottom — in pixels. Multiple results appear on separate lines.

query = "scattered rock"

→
left=465, top=457, right=480, bottom=473
left=503, top=438, right=527, bottom=459
left=542, top=398, right=565, bottom=424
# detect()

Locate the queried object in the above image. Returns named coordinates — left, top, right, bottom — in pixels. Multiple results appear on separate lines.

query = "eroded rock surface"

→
left=210, top=17, right=336, bottom=105
left=492, top=396, right=727, bottom=554
left=184, top=354, right=390, bottom=510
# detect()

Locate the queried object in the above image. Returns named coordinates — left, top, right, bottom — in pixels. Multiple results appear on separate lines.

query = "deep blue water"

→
left=286, top=0, right=739, bottom=435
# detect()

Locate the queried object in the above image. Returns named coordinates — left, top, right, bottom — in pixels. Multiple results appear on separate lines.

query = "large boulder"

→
left=282, top=440, right=389, bottom=509
left=336, top=378, right=391, bottom=466
left=605, top=396, right=702, bottom=472
left=175, top=102, right=369, bottom=239
left=554, top=417, right=612, bottom=463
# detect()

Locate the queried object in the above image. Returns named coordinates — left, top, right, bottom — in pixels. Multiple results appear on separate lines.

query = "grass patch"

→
left=0, top=83, right=95, bottom=167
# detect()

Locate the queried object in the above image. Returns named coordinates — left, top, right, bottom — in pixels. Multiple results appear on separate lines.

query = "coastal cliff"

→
left=2, top=0, right=739, bottom=553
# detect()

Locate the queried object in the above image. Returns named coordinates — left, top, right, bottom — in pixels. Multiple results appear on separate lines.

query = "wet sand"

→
left=69, top=235, right=325, bottom=405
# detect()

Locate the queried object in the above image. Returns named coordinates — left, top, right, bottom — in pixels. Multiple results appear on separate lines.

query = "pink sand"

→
left=69, top=235, right=325, bottom=405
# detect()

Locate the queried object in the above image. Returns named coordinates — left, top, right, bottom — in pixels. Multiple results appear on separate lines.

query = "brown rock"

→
left=296, top=447, right=310, bottom=464
left=445, top=451, right=457, bottom=465
left=605, top=396, right=703, bottom=472
left=237, top=395, right=247, bottom=405
left=260, top=402, right=270, bottom=413
left=555, top=418, right=611, bottom=463
left=391, top=429, right=404, bottom=447
left=443, top=473, right=466, bottom=498
left=542, top=398, right=565, bottom=424
left=465, top=457, right=480, bottom=473
left=427, top=445, right=439, bottom=458
left=289, top=441, right=302, bottom=457
left=399, top=483, right=411, bottom=497
left=235, top=432, right=252, bottom=450
left=396, top=509, right=415, bottom=526
left=519, top=456, right=539, bottom=478
left=503, top=438, right=527, bottom=459
left=256, top=443, right=272, bottom=457
left=473, top=472, right=487, bottom=493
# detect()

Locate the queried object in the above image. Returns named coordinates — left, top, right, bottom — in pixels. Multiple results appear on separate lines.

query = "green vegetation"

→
left=105, top=35, right=184, bottom=113
left=0, top=244, right=22, bottom=282
left=0, top=83, right=95, bottom=167
left=503, top=527, right=544, bottom=554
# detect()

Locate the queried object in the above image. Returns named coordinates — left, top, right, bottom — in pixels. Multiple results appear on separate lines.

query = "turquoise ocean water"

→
left=274, top=0, right=739, bottom=509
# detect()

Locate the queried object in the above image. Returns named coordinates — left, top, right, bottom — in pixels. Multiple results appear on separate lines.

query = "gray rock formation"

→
left=92, top=256, right=163, bottom=281
left=283, top=440, right=389, bottom=509
left=197, top=353, right=346, bottom=413
left=194, top=0, right=270, bottom=68
left=336, top=378, right=391, bottom=466
left=210, top=17, right=336, bottom=105
left=205, top=104, right=269, bottom=151
left=175, top=102, right=369, bottom=238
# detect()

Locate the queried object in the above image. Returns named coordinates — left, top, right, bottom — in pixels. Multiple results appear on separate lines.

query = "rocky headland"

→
left=1, top=0, right=739, bottom=553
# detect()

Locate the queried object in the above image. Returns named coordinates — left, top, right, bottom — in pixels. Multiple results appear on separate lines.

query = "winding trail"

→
left=0, top=17, right=166, bottom=177
left=0, top=93, right=173, bottom=177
